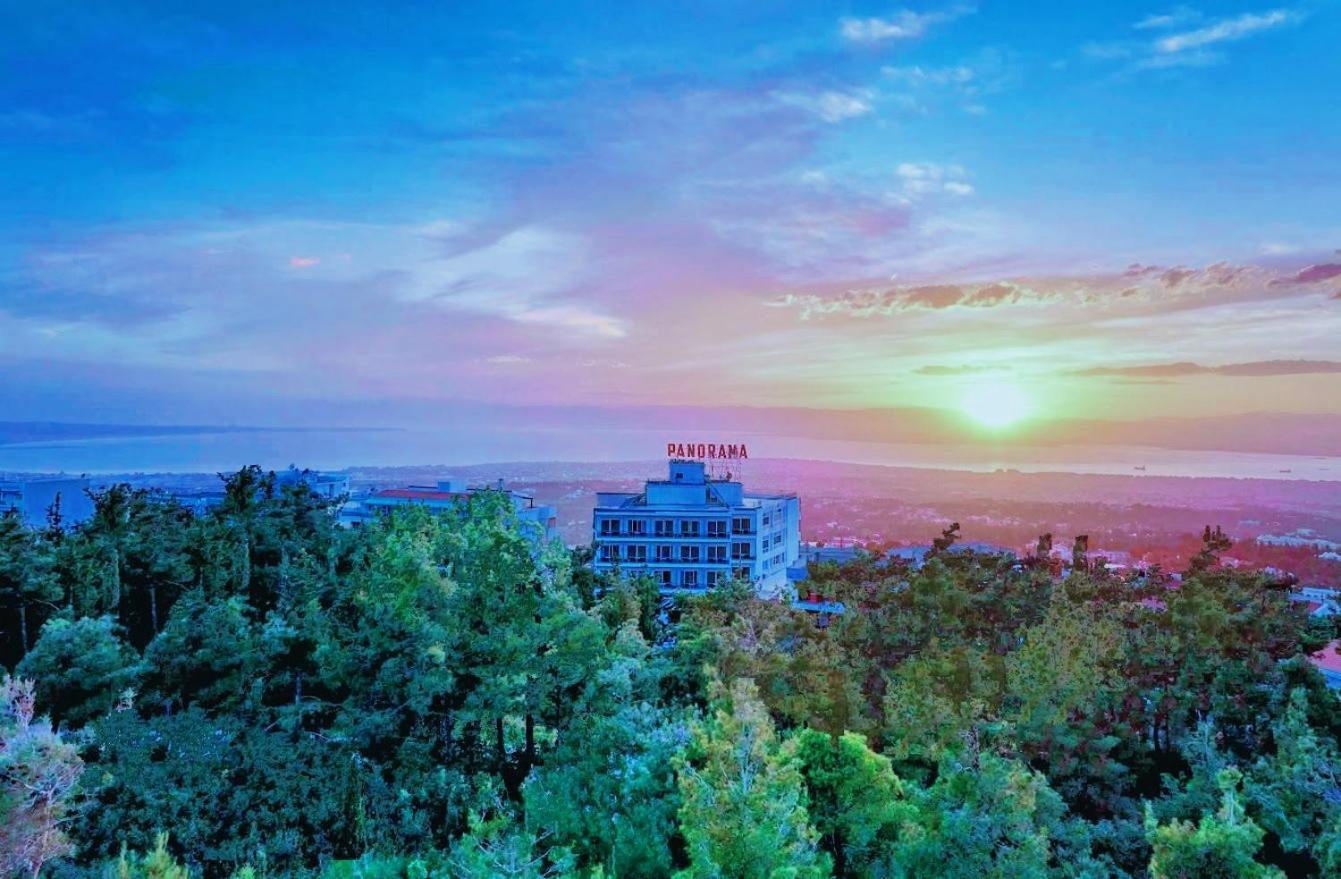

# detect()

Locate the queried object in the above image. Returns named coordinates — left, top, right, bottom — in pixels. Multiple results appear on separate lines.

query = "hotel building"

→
left=592, top=459, right=799, bottom=596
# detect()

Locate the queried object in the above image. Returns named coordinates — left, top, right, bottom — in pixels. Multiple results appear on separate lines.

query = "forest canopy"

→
left=2, top=466, right=1339, bottom=878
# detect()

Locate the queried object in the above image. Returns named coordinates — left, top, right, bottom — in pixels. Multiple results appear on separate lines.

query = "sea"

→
left=1, top=427, right=1338, bottom=482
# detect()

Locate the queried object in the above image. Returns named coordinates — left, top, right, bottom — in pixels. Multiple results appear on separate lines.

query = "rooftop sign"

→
left=668, top=442, right=748, bottom=460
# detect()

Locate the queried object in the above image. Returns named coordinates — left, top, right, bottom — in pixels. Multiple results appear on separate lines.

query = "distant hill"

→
left=0, top=422, right=391, bottom=446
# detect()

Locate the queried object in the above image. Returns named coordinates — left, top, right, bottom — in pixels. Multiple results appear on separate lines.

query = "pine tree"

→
left=674, top=677, right=830, bottom=879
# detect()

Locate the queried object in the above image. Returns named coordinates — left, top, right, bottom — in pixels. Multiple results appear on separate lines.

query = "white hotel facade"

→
left=592, top=458, right=800, bottom=596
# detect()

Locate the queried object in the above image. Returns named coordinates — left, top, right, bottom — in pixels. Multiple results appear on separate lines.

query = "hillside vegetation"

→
left=2, top=467, right=1340, bottom=878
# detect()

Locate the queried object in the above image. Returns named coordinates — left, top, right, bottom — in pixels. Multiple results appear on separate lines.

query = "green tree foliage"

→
left=0, top=514, right=61, bottom=662
left=885, top=752, right=1073, bottom=879
left=3, top=479, right=1339, bottom=879
left=15, top=616, right=138, bottom=727
left=1145, top=769, right=1284, bottom=879
left=673, top=677, right=830, bottom=879
left=793, top=730, right=911, bottom=879
left=112, top=834, right=192, bottom=879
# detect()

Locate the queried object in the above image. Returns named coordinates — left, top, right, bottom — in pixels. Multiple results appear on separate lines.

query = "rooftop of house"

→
left=1310, top=639, right=1341, bottom=675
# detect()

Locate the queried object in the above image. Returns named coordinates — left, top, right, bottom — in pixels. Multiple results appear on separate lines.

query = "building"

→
left=0, top=476, right=94, bottom=529
left=276, top=466, right=349, bottom=499
left=342, top=478, right=559, bottom=545
left=1310, top=640, right=1341, bottom=689
left=788, top=543, right=864, bottom=582
left=591, top=459, right=800, bottom=597
left=1290, top=585, right=1340, bottom=618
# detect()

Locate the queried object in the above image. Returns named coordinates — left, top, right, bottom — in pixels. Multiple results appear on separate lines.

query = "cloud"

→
left=896, top=162, right=974, bottom=198
left=1073, top=360, right=1341, bottom=378
left=1159, top=267, right=1196, bottom=287
left=764, top=256, right=1326, bottom=322
left=288, top=256, right=320, bottom=268
left=1134, top=8, right=1201, bottom=30
left=839, top=5, right=974, bottom=44
left=767, top=279, right=1045, bottom=318
left=1271, top=263, right=1341, bottom=285
left=913, top=364, right=997, bottom=375
left=1086, top=7, right=1300, bottom=71
left=960, top=282, right=1021, bottom=305
left=774, top=89, right=874, bottom=123
left=1153, top=9, right=1293, bottom=55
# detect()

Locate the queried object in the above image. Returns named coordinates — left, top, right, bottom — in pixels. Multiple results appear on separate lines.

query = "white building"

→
left=592, top=459, right=799, bottom=597
left=0, top=476, right=93, bottom=529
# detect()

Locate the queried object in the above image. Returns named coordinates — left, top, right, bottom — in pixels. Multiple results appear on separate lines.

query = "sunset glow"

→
left=959, top=380, right=1033, bottom=431
left=0, top=4, right=1338, bottom=457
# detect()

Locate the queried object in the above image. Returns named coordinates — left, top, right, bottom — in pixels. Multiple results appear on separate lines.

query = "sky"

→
left=2, top=1, right=1341, bottom=451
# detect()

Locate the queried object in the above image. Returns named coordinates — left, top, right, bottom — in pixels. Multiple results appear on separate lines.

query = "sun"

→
left=959, top=379, right=1032, bottom=430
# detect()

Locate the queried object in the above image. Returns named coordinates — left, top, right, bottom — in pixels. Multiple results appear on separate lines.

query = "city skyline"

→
left=4, top=2, right=1340, bottom=446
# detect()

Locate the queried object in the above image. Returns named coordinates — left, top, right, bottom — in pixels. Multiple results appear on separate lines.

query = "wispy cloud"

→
left=913, top=363, right=999, bottom=375
left=764, top=255, right=1336, bottom=320
left=839, top=5, right=975, bottom=44
left=896, top=162, right=974, bottom=197
left=1153, top=8, right=1293, bottom=54
left=1133, top=7, right=1201, bottom=31
left=774, top=88, right=874, bottom=123
left=1270, top=263, right=1341, bottom=285
left=881, top=49, right=1014, bottom=115
left=1086, top=6, right=1301, bottom=71
left=1074, top=359, right=1341, bottom=378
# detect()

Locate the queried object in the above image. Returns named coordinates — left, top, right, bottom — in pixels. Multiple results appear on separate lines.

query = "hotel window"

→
left=680, top=520, right=700, bottom=537
left=707, top=520, right=727, bottom=537
left=655, top=545, right=673, bottom=562
left=599, top=518, right=618, bottom=536
left=706, top=570, right=722, bottom=587
left=682, top=570, right=698, bottom=588
left=600, top=545, right=616, bottom=562
left=731, top=542, right=753, bottom=560
left=628, top=544, right=647, bottom=563
left=707, top=545, right=726, bottom=563
left=733, top=566, right=750, bottom=580
left=657, top=569, right=672, bottom=587
left=629, top=519, right=646, bottom=536
left=732, top=517, right=753, bottom=535
left=654, top=519, right=674, bottom=536
left=680, top=545, right=700, bottom=563
left=763, top=514, right=772, bottom=527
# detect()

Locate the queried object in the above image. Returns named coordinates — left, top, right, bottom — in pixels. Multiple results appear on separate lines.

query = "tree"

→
left=1245, top=687, right=1341, bottom=865
left=1187, top=526, right=1233, bottom=576
left=111, top=833, right=191, bottom=879
left=0, top=514, right=58, bottom=663
left=0, top=676, right=83, bottom=879
left=674, top=677, right=830, bottom=879
left=526, top=696, right=686, bottom=879
left=794, top=729, right=912, bottom=879
left=885, top=753, right=1075, bottom=879
left=1145, top=768, right=1283, bottom=879
left=15, top=615, right=139, bottom=728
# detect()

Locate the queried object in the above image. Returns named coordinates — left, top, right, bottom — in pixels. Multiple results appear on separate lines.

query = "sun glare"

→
left=959, top=380, right=1032, bottom=430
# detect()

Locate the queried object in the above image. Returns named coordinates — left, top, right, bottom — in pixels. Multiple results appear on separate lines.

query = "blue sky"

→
left=2, top=1, right=1340, bottom=432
